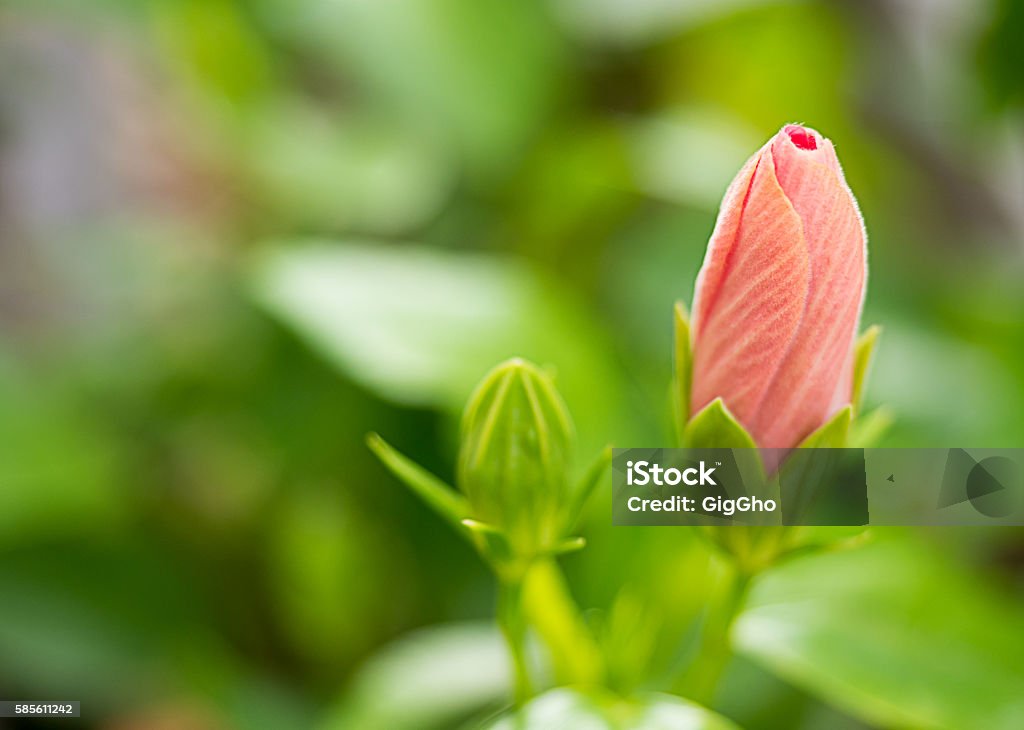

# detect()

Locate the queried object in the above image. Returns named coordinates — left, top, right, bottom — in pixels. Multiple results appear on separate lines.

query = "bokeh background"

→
left=2, top=0, right=1024, bottom=728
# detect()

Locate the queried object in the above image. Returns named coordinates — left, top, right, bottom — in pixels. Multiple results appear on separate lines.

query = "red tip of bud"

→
left=785, top=124, right=817, bottom=151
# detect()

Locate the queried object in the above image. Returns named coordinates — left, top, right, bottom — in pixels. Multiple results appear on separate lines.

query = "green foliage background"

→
left=1, top=1, right=1023, bottom=728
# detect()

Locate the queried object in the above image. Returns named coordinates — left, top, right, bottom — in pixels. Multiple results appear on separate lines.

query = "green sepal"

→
left=849, top=406, right=894, bottom=448
left=777, top=406, right=865, bottom=558
left=673, top=301, right=693, bottom=442
left=563, top=446, right=611, bottom=533
left=461, top=519, right=514, bottom=564
left=461, top=521, right=582, bottom=570
left=774, top=526, right=873, bottom=564
left=366, top=433, right=471, bottom=530
left=683, top=398, right=757, bottom=449
left=545, top=536, right=586, bottom=557
left=851, top=325, right=881, bottom=414
left=796, top=405, right=852, bottom=449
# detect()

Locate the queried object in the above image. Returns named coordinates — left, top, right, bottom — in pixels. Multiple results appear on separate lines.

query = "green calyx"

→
left=673, top=302, right=888, bottom=450
left=673, top=303, right=889, bottom=570
left=368, top=357, right=607, bottom=569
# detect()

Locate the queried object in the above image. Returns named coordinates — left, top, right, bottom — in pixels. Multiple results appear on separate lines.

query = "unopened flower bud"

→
left=689, top=124, right=867, bottom=448
left=457, top=358, right=573, bottom=555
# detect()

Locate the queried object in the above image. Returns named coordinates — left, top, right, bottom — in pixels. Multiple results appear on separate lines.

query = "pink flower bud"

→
left=689, top=124, right=866, bottom=448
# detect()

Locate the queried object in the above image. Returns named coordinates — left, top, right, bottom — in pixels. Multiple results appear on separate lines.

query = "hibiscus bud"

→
left=689, top=124, right=867, bottom=448
left=457, top=358, right=573, bottom=554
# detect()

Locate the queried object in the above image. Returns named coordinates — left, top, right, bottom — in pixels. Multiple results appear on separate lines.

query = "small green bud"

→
left=457, top=358, right=574, bottom=556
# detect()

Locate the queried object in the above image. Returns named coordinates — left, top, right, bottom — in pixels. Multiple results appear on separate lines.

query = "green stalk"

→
left=497, top=575, right=532, bottom=705
left=672, top=558, right=753, bottom=703
left=522, top=558, right=604, bottom=686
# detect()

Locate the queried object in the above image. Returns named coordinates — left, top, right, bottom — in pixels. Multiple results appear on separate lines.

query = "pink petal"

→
left=748, top=129, right=866, bottom=446
left=690, top=142, right=810, bottom=433
left=690, top=152, right=761, bottom=339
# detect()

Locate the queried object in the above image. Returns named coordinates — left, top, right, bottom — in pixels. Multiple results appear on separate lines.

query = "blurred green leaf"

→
left=271, top=0, right=565, bottom=180
left=319, top=623, right=510, bottom=730
left=247, top=106, right=453, bottom=234
left=484, top=687, right=742, bottom=729
left=249, top=242, right=625, bottom=457
left=736, top=533, right=1024, bottom=730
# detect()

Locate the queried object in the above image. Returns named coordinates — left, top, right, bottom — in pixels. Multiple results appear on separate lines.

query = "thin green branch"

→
left=497, top=575, right=532, bottom=705
left=672, top=558, right=753, bottom=704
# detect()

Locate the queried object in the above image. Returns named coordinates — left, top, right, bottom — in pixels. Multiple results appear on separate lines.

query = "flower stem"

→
left=672, top=557, right=753, bottom=703
left=497, top=575, right=532, bottom=704
left=521, top=558, right=604, bottom=686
